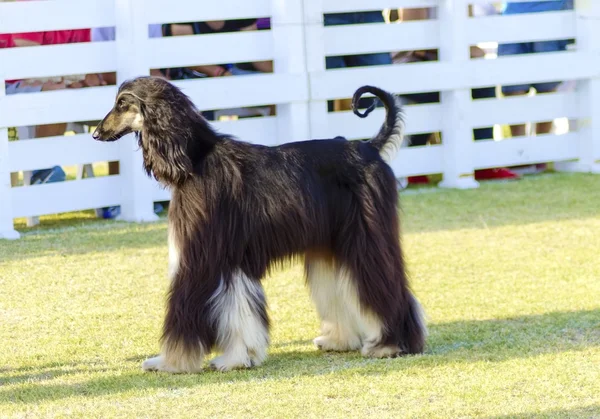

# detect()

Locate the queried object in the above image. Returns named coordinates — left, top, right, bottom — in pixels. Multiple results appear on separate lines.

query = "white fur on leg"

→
left=306, top=258, right=385, bottom=353
left=142, top=355, right=187, bottom=373
left=307, top=259, right=361, bottom=351
left=142, top=340, right=205, bottom=374
left=142, top=355, right=167, bottom=372
left=208, top=271, right=269, bottom=372
left=362, top=293, right=427, bottom=358
left=337, top=265, right=386, bottom=352
left=333, top=266, right=401, bottom=358
left=410, top=293, right=428, bottom=339
left=167, top=223, right=180, bottom=281
left=361, top=344, right=402, bottom=358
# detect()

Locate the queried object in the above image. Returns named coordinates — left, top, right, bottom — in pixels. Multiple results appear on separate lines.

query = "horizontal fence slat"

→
left=8, top=120, right=278, bottom=173
left=315, top=92, right=580, bottom=140
left=471, top=92, right=579, bottom=127
left=12, top=176, right=121, bottom=218
left=0, top=0, right=115, bottom=34
left=0, top=76, right=306, bottom=128
left=0, top=87, right=117, bottom=128
left=323, top=0, right=564, bottom=12
left=8, top=134, right=120, bottom=173
left=322, top=0, right=439, bottom=14
left=173, top=73, right=309, bottom=110
left=468, top=11, right=576, bottom=45
left=317, top=104, right=442, bottom=139
left=471, top=51, right=595, bottom=88
left=388, top=145, right=443, bottom=177
left=310, top=62, right=459, bottom=99
left=149, top=31, right=273, bottom=69
left=473, top=133, right=579, bottom=169
left=310, top=52, right=595, bottom=99
left=145, top=0, right=271, bottom=25
left=2, top=43, right=117, bottom=81
left=324, top=21, right=438, bottom=56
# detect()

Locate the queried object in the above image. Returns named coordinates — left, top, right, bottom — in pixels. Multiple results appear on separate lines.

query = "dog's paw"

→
left=313, top=335, right=358, bottom=352
left=209, top=355, right=255, bottom=372
left=142, top=355, right=202, bottom=373
left=361, top=344, right=402, bottom=359
left=248, top=347, right=267, bottom=367
left=142, top=355, right=176, bottom=373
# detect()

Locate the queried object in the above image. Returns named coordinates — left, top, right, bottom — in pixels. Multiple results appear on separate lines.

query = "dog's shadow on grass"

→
left=0, top=365, right=114, bottom=387
left=2, top=308, right=598, bottom=404
left=486, top=404, right=600, bottom=418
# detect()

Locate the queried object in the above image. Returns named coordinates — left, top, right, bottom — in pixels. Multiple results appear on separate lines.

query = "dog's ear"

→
left=138, top=104, right=193, bottom=186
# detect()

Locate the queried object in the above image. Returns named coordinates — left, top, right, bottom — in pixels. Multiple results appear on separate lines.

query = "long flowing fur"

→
left=93, top=77, right=426, bottom=373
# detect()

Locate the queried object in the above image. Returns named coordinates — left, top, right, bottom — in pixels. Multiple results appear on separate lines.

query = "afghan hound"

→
left=92, top=76, right=427, bottom=373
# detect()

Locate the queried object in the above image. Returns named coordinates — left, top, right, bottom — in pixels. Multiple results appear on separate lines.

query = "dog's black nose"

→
left=92, top=129, right=100, bottom=140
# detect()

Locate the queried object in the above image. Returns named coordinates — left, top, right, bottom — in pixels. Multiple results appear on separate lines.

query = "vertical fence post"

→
left=555, top=1, right=600, bottom=174
left=0, top=1, right=19, bottom=240
left=437, top=0, right=479, bottom=189
left=114, top=0, right=159, bottom=222
left=0, top=89, right=20, bottom=240
left=303, top=0, right=329, bottom=140
left=271, top=0, right=310, bottom=142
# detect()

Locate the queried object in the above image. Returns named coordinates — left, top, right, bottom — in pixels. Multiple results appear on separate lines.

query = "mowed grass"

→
left=1, top=173, right=599, bottom=418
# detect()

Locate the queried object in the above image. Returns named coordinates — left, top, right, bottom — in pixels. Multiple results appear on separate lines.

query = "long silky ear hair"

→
left=136, top=94, right=195, bottom=186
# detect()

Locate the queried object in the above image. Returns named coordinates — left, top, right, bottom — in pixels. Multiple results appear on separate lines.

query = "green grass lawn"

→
left=1, top=172, right=599, bottom=418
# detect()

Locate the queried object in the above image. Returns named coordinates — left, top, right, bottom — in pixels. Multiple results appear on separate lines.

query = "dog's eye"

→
left=117, top=101, right=127, bottom=111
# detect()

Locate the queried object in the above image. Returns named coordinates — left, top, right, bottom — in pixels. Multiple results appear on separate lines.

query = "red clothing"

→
left=0, top=34, right=15, bottom=48
left=12, top=29, right=90, bottom=45
left=4, top=29, right=90, bottom=84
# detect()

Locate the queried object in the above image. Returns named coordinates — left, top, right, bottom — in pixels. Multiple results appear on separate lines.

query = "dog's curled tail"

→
left=352, top=85, right=406, bottom=163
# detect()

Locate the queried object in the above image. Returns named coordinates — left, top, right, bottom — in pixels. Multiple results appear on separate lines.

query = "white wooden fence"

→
left=1, top=0, right=599, bottom=239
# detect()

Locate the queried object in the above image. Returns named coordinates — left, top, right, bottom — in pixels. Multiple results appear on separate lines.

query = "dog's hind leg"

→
left=328, top=175, right=427, bottom=357
left=339, top=223, right=427, bottom=358
left=305, top=252, right=364, bottom=352
left=208, top=270, right=269, bottom=372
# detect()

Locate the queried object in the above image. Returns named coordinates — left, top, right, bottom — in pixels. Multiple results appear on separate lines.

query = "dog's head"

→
left=92, top=76, right=170, bottom=142
left=92, top=76, right=221, bottom=186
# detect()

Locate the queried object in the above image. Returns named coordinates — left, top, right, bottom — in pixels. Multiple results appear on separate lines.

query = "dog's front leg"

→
left=142, top=226, right=211, bottom=373
left=142, top=275, right=211, bottom=373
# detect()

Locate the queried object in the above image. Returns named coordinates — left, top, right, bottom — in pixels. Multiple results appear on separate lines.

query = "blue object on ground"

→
left=30, top=166, right=66, bottom=184
left=102, top=203, right=164, bottom=219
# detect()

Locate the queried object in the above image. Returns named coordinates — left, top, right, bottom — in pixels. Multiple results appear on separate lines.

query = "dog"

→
left=92, top=76, right=427, bottom=373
